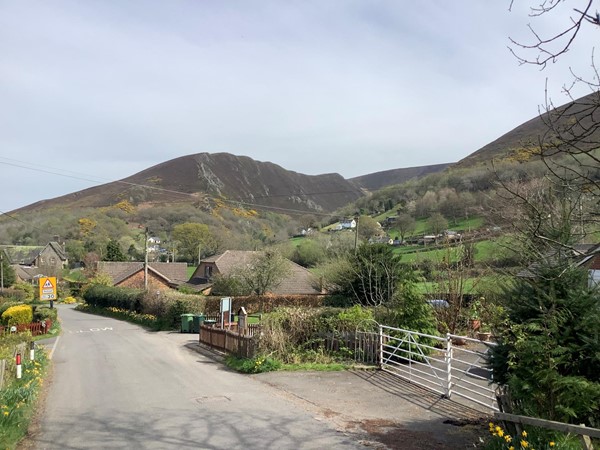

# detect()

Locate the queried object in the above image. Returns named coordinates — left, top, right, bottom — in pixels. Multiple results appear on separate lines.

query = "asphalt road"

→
left=30, top=305, right=363, bottom=450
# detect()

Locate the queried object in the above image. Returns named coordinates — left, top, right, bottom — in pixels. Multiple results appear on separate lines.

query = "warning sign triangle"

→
left=42, top=279, right=54, bottom=289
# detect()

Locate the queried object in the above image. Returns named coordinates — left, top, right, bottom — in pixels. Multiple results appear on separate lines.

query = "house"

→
left=187, top=250, right=322, bottom=295
left=340, top=218, right=357, bottom=229
left=96, top=261, right=189, bottom=291
left=518, top=243, right=600, bottom=288
left=0, top=241, right=68, bottom=281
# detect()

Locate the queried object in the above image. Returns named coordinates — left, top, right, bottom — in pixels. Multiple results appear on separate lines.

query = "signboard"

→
left=39, top=277, right=57, bottom=301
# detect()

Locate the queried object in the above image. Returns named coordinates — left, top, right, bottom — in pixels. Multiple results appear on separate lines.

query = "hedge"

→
left=83, top=285, right=144, bottom=311
left=203, top=295, right=325, bottom=314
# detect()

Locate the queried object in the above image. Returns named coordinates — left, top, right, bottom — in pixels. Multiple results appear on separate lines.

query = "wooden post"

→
left=238, top=307, right=248, bottom=336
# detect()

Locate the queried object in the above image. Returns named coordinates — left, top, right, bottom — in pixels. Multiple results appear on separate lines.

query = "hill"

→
left=455, top=91, right=600, bottom=167
left=349, top=163, right=452, bottom=191
left=16, top=152, right=364, bottom=215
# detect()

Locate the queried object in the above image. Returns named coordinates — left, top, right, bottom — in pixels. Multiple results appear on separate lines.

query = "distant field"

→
left=395, top=237, right=511, bottom=264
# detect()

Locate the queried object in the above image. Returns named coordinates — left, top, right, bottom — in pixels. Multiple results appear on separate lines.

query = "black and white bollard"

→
left=16, top=353, right=22, bottom=379
left=30, top=341, right=35, bottom=361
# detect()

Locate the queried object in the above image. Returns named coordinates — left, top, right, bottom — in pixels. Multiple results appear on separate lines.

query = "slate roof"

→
left=97, top=262, right=189, bottom=286
left=189, top=250, right=322, bottom=295
left=1, top=245, right=44, bottom=265
left=0, top=242, right=67, bottom=265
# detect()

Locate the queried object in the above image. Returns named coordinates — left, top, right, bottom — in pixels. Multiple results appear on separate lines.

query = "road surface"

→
left=30, top=305, right=362, bottom=449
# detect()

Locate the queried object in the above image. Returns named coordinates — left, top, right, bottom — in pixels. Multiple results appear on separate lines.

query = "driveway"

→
left=31, top=307, right=487, bottom=449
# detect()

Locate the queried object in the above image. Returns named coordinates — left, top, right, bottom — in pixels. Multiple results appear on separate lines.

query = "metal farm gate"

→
left=378, top=325, right=498, bottom=412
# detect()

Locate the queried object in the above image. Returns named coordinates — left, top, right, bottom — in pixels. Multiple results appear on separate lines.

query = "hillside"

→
left=16, top=153, right=364, bottom=215
left=455, top=91, right=600, bottom=167
left=350, top=163, right=452, bottom=191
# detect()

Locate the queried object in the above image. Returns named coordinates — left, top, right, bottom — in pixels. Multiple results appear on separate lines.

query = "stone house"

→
left=1, top=241, right=68, bottom=281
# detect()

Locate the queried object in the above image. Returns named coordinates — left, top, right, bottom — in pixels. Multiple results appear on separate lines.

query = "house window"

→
left=589, top=270, right=600, bottom=288
left=204, top=266, right=213, bottom=278
left=50, top=257, right=56, bottom=264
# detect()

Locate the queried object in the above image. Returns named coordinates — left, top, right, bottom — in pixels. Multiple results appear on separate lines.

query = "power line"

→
left=0, top=157, right=353, bottom=221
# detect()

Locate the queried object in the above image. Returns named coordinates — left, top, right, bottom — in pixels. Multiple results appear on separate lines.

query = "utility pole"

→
left=354, top=216, right=360, bottom=254
left=1, top=253, right=4, bottom=292
left=198, top=243, right=202, bottom=266
left=144, top=227, right=149, bottom=291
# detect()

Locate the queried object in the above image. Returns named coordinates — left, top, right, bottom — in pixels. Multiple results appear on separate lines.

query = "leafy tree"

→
left=65, top=240, right=86, bottom=265
left=394, top=213, right=416, bottom=242
left=427, top=212, right=448, bottom=235
left=0, top=254, right=16, bottom=288
left=172, top=223, right=218, bottom=264
left=105, top=239, right=126, bottom=262
left=237, top=251, right=292, bottom=296
left=357, top=215, right=380, bottom=241
left=329, top=244, right=404, bottom=307
left=210, top=274, right=250, bottom=296
left=292, top=239, right=325, bottom=268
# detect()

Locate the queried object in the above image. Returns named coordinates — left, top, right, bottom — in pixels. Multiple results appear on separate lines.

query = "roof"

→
left=1, top=245, right=44, bottom=265
left=518, top=243, right=600, bottom=278
left=0, top=242, right=68, bottom=265
left=97, top=262, right=189, bottom=286
left=191, top=250, right=321, bottom=295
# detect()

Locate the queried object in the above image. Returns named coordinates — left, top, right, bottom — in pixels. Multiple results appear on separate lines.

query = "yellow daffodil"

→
left=549, top=443, right=555, bottom=447
left=520, top=440, right=528, bottom=448
left=522, top=431, right=527, bottom=437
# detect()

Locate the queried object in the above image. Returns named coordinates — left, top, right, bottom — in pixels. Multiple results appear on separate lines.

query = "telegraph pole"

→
left=354, top=216, right=360, bottom=254
left=0, top=253, right=4, bottom=292
left=144, top=227, right=149, bottom=291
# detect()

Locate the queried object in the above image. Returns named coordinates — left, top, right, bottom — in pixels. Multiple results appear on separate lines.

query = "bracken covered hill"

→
left=17, top=152, right=365, bottom=215
left=350, top=163, right=451, bottom=191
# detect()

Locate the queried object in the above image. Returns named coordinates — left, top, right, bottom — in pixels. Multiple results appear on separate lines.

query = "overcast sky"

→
left=1, top=1, right=597, bottom=212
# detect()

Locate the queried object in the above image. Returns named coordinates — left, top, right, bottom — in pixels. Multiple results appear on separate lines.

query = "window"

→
left=204, top=265, right=213, bottom=278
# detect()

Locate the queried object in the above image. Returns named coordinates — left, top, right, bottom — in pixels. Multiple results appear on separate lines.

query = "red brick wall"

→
left=117, top=270, right=171, bottom=291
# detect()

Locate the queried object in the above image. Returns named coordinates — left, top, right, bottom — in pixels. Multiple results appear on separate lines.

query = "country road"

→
left=28, top=305, right=363, bottom=449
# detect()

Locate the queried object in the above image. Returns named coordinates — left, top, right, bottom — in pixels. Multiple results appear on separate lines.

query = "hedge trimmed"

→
left=83, top=285, right=144, bottom=312
left=1, top=304, right=33, bottom=326
left=203, top=295, right=325, bottom=314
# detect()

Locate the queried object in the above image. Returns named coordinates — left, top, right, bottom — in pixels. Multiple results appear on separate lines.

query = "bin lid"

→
left=180, top=313, right=194, bottom=317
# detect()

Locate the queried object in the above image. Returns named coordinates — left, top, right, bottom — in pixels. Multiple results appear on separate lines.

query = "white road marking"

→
left=69, top=327, right=114, bottom=334
left=49, top=336, right=60, bottom=360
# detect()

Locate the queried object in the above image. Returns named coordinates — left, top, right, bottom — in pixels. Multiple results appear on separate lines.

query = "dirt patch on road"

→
left=256, top=370, right=487, bottom=450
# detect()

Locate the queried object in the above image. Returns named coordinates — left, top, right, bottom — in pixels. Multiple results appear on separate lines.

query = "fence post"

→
left=379, top=324, right=383, bottom=368
left=445, top=333, right=452, bottom=399
left=0, top=359, right=5, bottom=390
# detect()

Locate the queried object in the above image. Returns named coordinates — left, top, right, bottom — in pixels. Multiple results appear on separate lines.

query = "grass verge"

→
left=0, top=348, right=49, bottom=449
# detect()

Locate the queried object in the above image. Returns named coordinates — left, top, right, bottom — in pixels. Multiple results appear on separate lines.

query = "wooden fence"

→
left=495, top=412, right=600, bottom=450
left=0, top=319, right=52, bottom=337
left=199, top=325, right=258, bottom=359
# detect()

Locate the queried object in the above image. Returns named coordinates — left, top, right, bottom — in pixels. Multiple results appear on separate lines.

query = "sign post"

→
left=39, top=277, right=57, bottom=307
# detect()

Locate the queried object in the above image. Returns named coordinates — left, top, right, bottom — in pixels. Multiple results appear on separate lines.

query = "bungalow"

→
left=96, top=261, right=189, bottom=291
left=186, top=250, right=322, bottom=295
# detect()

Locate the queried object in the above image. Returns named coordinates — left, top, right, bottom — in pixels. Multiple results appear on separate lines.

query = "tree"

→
left=357, top=215, right=380, bottom=241
left=237, top=251, right=292, bottom=296
left=509, top=1, right=600, bottom=204
left=0, top=254, right=16, bottom=288
left=394, top=213, right=416, bottom=243
left=328, top=244, right=405, bottom=307
left=488, top=176, right=600, bottom=427
left=105, top=239, right=126, bottom=262
left=292, top=239, right=325, bottom=268
left=172, top=223, right=218, bottom=264
left=427, top=213, right=448, bottom=236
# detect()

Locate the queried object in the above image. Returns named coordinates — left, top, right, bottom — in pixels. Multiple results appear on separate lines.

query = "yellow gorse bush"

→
left=1, top=305, right=33, bottom=326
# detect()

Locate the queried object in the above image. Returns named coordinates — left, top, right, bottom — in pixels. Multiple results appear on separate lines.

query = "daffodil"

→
left=520, top=440, right=528, bottom=448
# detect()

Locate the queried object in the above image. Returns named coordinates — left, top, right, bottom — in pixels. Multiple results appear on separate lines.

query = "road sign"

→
left=39, top=276, right=57, bottom=301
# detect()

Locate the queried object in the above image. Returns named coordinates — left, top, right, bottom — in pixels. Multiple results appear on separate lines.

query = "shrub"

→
left=83, top=285, right=143, bottom=311
left=1, top=305, right=33, bottom=326
left=33, top=307, right=57, bottom=323
left=12, top=283, right=35, bottom=301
